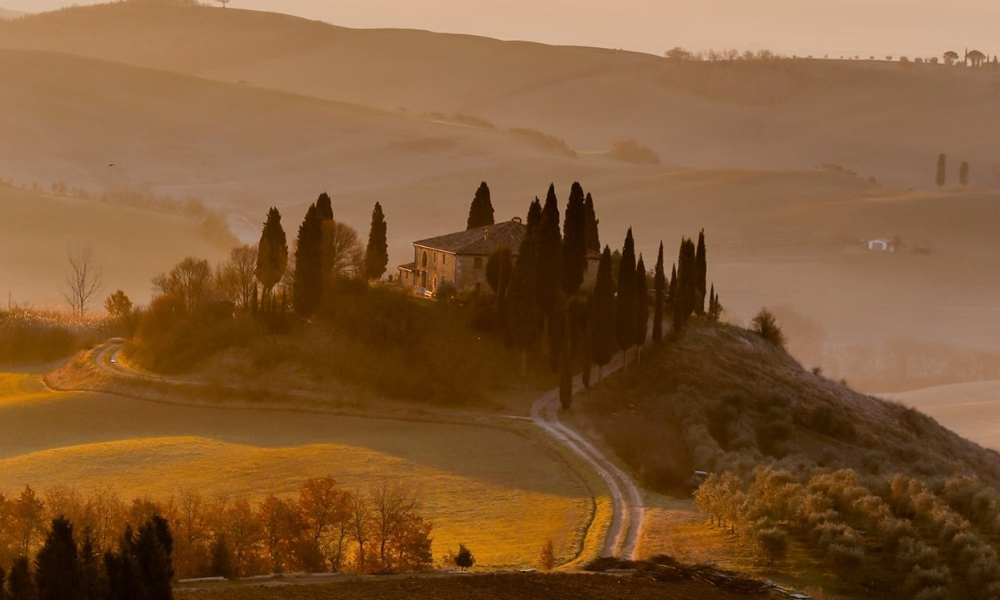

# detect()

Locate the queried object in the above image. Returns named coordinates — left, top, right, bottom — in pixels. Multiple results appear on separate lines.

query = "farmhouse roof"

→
left=414, top=220, right=526, bottom=256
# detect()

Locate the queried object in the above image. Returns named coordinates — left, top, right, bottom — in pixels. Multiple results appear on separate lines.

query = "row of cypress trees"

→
left=0, top=515, right=173, bottom=600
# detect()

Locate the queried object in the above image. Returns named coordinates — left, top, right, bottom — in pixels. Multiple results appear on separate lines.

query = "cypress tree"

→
left=668, top=263, right=677, bottom=306
left=486, top=246, right=513, bottom=294
left=695, top=229, right=707, bottom=315
left=936, top=153, right=947, bottom=189
left=255, top=208, right=288, bottom=312
left=653, top=242, right=665, bottom=343
left=561, top=182, right=588, bottom=295
left=466, top=181, right=495, bottom=229
left=588, top=247, right=616, bottom=381
left=6, top=557, right=35, bottom=600
left=614, top=229, right=638, bottom=368
left=526, top=197, right=543, bottom=232
left=583, top=193, right=600, bottom=252
left=364, top=202, right=389, bottom=281
left=315, top=192, right=334, bottom=221
left=635, top=256, right=649, bottom=363
left=672, top=238, right=697, bottom=332
left=960, top=161, right=970, bottom=186
left=536, top=184, right=563, bottom=314
left=507, top=203, right=543, bottom=376
left=293, top=204, right=323, bottom=316
left=35, top=517, right=81, bottom=600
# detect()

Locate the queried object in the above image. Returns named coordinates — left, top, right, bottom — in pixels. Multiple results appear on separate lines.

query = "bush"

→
left=454, top=544, right=475, bottom=570
left=750, top=308, right=786, bottom=348
left=754, top=526, right=788, bottom=564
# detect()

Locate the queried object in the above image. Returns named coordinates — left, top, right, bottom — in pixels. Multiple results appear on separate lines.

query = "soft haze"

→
left=6, top=0, right=998, bottom=57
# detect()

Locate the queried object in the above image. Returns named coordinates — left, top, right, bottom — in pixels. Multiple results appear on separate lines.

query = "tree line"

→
left=0, top=477, right=433, bottom=591
left=470, top=181, right=718, bottom=408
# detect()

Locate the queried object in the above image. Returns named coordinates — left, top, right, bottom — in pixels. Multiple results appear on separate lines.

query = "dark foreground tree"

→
left=315, top=192, right=334, bottom=221
left=652, top=242, right=665, bottom=343
left=7, top=557, right=36, bottom=600
left=614, top=229, right=638, bottom=368
left=507, top=208, right=542, bottom=376
left=562, top=182, right=588, bottom=295
left=255, top=208, right=288, bottom=312
left=536, top=185, right=563, bottom=315
left=634, top=256, right=648, bottom=363
left=672, top=238, right=697, bottom=332
left=695, top=230, right=707, bottom=315
left=35, top=517, right=81, bottom=600
left=485, top=245, right=513, bottom=294
left=583, top=193, right=601, bottom=252
left=364, top=202, right=388, bottom=281
left=293, top=204, right=323, bottom=317
left=589, top=247, right=616, bottom=380
left=466, top=182, right=495, bottom=230
left=936, top=153, right=947, bottom=189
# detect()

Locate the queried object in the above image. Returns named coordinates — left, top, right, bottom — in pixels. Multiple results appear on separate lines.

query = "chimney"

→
left=512, top=217, right=522, bottom=224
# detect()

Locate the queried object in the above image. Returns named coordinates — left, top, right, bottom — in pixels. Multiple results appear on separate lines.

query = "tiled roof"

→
left=414, top=220, right=526, bottom=256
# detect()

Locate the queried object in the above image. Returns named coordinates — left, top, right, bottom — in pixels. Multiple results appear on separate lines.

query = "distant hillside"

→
left=2, top=3, right=999, bottom=189
left=0, top=8, right=22, bottom=20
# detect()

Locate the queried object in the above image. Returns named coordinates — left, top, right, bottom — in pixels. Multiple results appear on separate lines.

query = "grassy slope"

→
left=0, top=181, right=229, bottom=306
left=0, top=370, right=592, bottom=569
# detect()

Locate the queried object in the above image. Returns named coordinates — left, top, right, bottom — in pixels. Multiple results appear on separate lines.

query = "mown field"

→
left=0, top=371, right=594, bottom=569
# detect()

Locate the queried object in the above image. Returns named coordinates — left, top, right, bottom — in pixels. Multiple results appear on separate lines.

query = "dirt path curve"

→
left=530, top=353, right=645, bottom=560
left=90, top=340, right=645, bottom=560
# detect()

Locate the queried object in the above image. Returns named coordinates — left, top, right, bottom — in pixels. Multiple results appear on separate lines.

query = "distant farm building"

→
left=867, top=238, right=894, bottom=252
left=399, top=219, right=599, bottom=296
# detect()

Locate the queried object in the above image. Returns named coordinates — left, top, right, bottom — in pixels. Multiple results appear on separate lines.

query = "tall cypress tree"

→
left=255, top=207, right=288, bottom=312
left=35, top=518, right=81, bottom=600
left=588, top=247, right=616, bottom=381
left=653, top=242, right=665, bottom=343
left=668, top=263, right=677, bottom=306
left=536, top=184, right=563, bottom=315
left=672, top=238, right=697, bottom=332
left=562, top=182, right=588, bottom=295
left=507, top=203, right=543, bottom=376
left=466, top=181, right=495, bottom=229
left=695, top=229, right=707, bottom=315
left=583, top=193, right=600, bottom=252
left=936, top=153, right=947, bottom=189
left=526, top=197, right=543, bottom=232
left=315, top=192, right=334, bottom=221
left=364, top=202, right=389, bottom=281
left=635, top=256, right=649, bottom=363
left=293, top=204, right=323, bottom=316
left=614, top=229, right=638, bottom=368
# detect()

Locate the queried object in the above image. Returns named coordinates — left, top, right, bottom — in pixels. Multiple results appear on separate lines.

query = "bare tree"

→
left=216, top=0, right=231, bottom=7
left=63, top=244, right=103, bottom=316
left=322, top=220, right=364, bottom=286
left=216, top=244, right=259, bottom=309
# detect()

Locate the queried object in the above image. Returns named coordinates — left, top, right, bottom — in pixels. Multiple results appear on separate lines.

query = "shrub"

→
left=539, top=539, right=555, bottom=570
left=750, top=308, right=786, bottom=348
left=754, top=526, right=788, bottom=564
left=454, top=544, right=475, bottom=570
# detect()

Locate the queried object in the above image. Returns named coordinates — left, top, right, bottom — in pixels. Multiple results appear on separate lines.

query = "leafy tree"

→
left=364, top=202, right=389, bottom=281
left=614, top=229, right=638, bottom=367
left=152, top=258, right=213, bottom=314
left=536, top=184, right=563, bottom=315
left=104, top=291, right=133, bottom=320
left=454, top=544, right=475, bottom=570
left=588, top=247, right=616, bottom=380
left=751, top=308, right=786, bottom=348
left=6, top=557, right=35, bottom=600
left=34, top=517, right=81, bottom=600
left=315, top=192, right=334, bottom=221
left=561, top=182, right=588, bottom=294
left=695, top=230, right=707, bottom=315
left=652, top=242, right=665, bottom=343
left=635, top=256, right=648, bottom=363
left=960, top=161, right=970, bottom=186
left=255, top=208, right=288, bottom=312
left=293, top=204, right=324, bottom=317
left=466, top=182, right=494, bottom=230
left=583, top=193, right=600, bottom=252
left=936, top=153, right=947, bottom=189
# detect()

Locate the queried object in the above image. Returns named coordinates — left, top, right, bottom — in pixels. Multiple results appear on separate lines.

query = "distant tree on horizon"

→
left=216, top=0, right=231, bottom=8
left=364, top=202, right=388, bottom=281
left=466, top=182, right=494, bottom=230
left=936, top=153, right=947, bottom=189
left=454, top=544, right=475, bottom=570
left=960, top=161, right=970, bottom=186
left=652, top=242, right=665, bottom=343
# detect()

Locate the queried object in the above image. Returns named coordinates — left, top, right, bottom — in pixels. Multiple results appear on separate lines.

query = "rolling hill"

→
left=0, top=8, right=21, bottom=20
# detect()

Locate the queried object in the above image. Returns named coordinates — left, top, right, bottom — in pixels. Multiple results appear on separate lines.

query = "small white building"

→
left=867, top=239, right=894, bottom=252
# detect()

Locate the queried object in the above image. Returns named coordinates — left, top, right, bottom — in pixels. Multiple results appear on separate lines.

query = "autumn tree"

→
left=652, top=242, right=665, bottom=342
left=561, top=182, right=588, bottom=295
left=63, top=244, right=103, bottom=316
left=588, top=247, right=616, bottom=381
left=614, top=229, right=638, bottom=368
left=293, top=204, right=324, bottom=317
left=255, top=208, right=288, bottom=312
left=365, top=202, right=388, bottom=281
left=466, top=182, right=495, bottom=230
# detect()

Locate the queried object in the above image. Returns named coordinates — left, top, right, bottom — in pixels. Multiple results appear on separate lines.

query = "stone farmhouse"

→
left=398, top=219, right=600, bottom=296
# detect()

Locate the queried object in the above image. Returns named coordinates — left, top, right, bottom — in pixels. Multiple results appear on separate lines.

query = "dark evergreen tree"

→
left=293, top=204, right=323, bottom=316
left=635, top=256, right=649, bottom=363
left=614, top=229, right=638, bottom=368
left=708, top=284, right=723, bottom=322
left=6, top=557, right=36, bottom=600
left=0, top=567, right=5, bottom=600
left=79, top=529, right=104, bottom=600
left=255, top=207, right=288, bottom=312
left=137, top=516, right=173, bottom=600
left=652, top=242, right=665, bottom=343
left=507, top=205, right=543, bottom=376
left=466, top=182, right=495, bottom=229
left=960, top=161, right=970, bottom=186
left=695, top=229, right=707, bottom=315
left=583, top=193, right=601, bottom=252
left=35, top=518, right=81, bottom=600
left=936, top=153, right=947, bottom=189
left=485, top=245, right=513, bottom=293
left=315, top=192, right=334, bottom=221
left=668, top=263, right=677, bottom=306
left=526, top=197, right=543, bottom=232
left=588, top=247, right=616, bottom=381
left=672, top=238, right=697, bottom=332
left=364, top=202, right=389, bottom=281
left=561, top=182, right=588, bottom=295
left=536, top=184, right=563, bottom=315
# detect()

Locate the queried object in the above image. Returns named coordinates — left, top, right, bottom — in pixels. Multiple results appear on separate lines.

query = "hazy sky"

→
left=6, top=0, right=998, bottom=58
